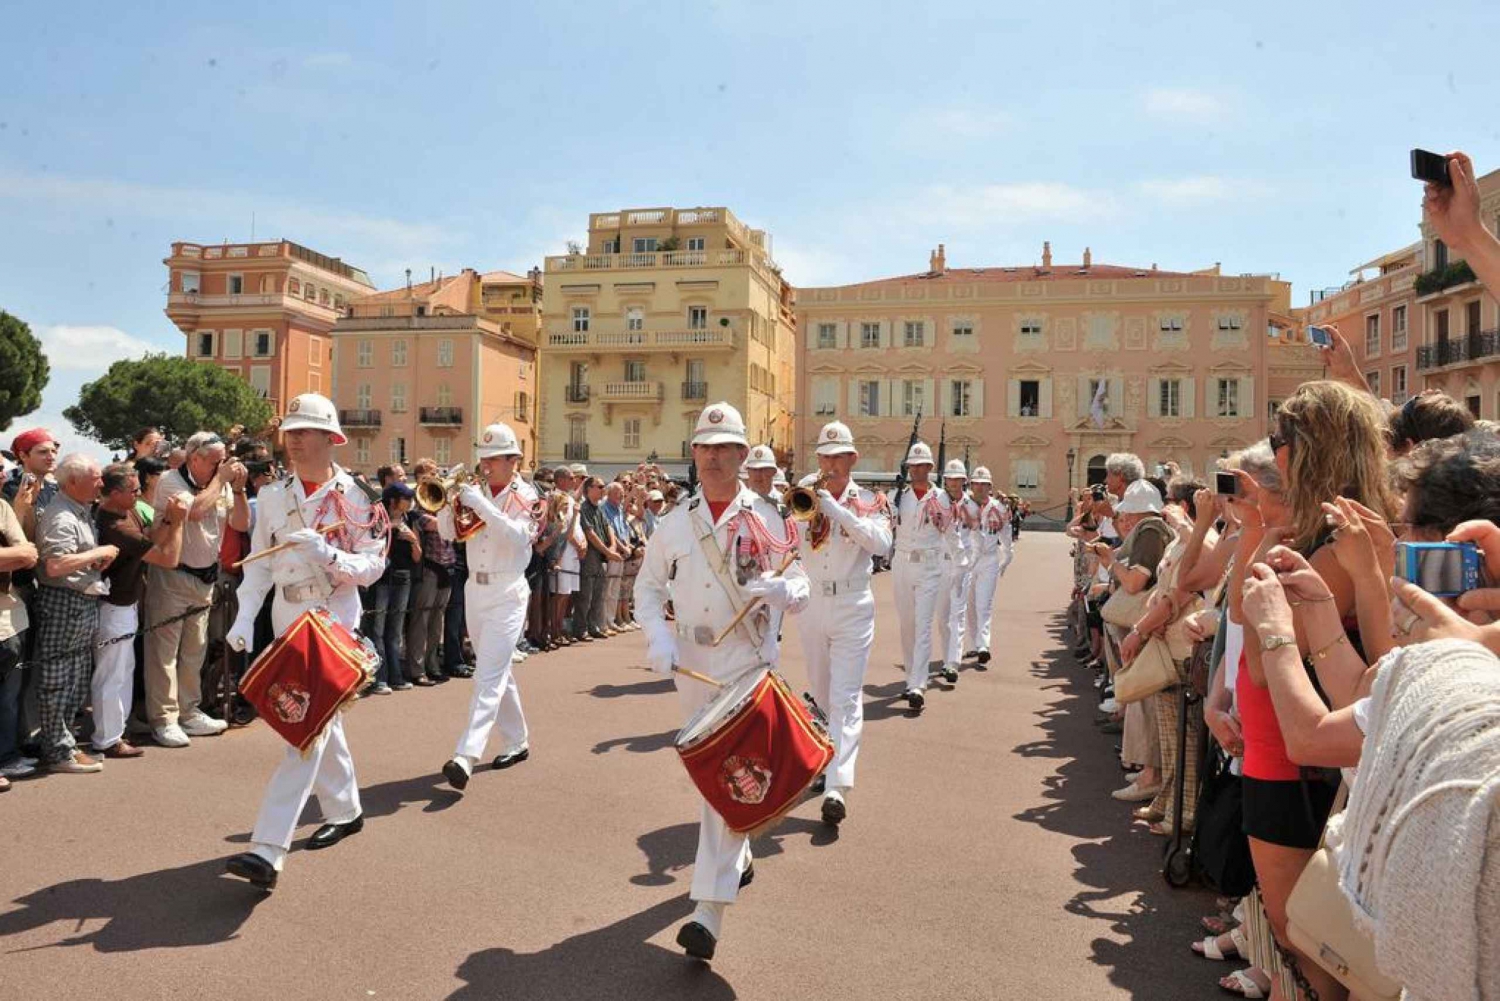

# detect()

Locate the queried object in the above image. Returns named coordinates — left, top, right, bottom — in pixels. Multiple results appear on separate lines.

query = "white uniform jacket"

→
left=235, top=468, right=388, bottom=626
left=635, top=485, right=809, bottom=681
left=799, top=482, right=893, bottom=586
left=439, top=478, right=539, bottom=580
left=949, top=492, right=980, bottom=569
left=891, top=484, right=960, bottom=561
left=973, top=498, right=1010, bottom=558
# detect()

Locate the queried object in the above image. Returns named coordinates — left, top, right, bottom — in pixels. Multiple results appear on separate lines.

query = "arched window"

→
left=1086, top=453, right=1108, bottom=486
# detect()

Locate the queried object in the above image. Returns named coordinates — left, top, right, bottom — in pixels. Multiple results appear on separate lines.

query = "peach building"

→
left=330, top=268, right=541, bottom=472
left=539, top=207, right=797, bottom=476
left=795, top=243, right=1290, bottom=511
left=165, top=240, right=375, bottom=411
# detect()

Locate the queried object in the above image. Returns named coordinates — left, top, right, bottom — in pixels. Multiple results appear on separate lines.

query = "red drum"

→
left=676, top=668, right=834, bottom=836
left=239, top=609, right=378, bottom=753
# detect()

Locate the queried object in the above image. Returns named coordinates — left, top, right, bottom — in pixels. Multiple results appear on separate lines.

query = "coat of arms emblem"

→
left=267, top=681, right=311, bottom=724
left=720, top=754, right=772, bottom=805
left=707, top=409, right=724, bottom=424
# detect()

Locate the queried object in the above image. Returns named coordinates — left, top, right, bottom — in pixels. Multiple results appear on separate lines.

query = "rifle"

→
left=936, top=420, right=948, bottom=480
left=889, top=409, right=923, bottom=546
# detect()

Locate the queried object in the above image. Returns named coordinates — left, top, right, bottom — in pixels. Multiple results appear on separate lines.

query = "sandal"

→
left=1192, top=927, right=1245, bottom=961
left=1218, top=968, right=1268, bottom=998
left=1200, top=914, right=1238, bottom=935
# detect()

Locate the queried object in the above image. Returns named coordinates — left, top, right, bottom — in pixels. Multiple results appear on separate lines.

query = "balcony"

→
left=1415, top=260, right=1479, bottom=298
left=681, top=380, right=708, bottom=401
left=167, top=291, right=342, bottom=318
left=339, top=409, right=381, bottom=429
left=419, top=406, right=464, bottom=426
left=601, top=381, right=664, bottom=402
left=543, top=327, right=737, bottom=353
left=564, top=442, right=589, bottom=461
left=1415, top=330, right=1500, bottom=371
left=565, top=384, right=591, bottom=404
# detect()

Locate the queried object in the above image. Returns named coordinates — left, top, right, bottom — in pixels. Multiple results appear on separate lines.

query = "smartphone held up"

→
left=1410, top=148, right=1451, bottom=187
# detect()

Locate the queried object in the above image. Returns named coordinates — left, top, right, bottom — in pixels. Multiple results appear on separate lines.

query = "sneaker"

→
left=1098, top=698, right=1121, bottom=715
left=0, top=759, right=37, bottom=779
left=368, top=683, right=393, bottom=696
left=49, top=751, right=104, bottom=774
left=511, top=650, right=527, bottom=663
left=153, top=724, right=191, bottom=748
left=181, top=712, right=229, bottom=737
left=1111, top=781, right=1162, bottom=802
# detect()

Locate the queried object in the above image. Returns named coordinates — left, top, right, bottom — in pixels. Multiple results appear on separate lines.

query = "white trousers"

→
left=455, top=576, right=530, bottom=762
left=965, top=553, right=1002, bottom=654
left=250, top=593, right=364, bottom=869
left=892, top=552, right=945, bottom=692
left=675, top=673, right=754, bottom=904
left=998, top=531, right=1015, bottom=576
left=91, top=602, right=138, bottom=750
left=798, top=588, right=875, bottom=791
left=933, top=561, right=970, bottom=666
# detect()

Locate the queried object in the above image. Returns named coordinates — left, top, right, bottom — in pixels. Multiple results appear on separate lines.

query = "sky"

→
left=3, top=1, right=1499, bottom=460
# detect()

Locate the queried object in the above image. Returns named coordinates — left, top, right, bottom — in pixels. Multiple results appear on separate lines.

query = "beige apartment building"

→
left=165, top=240, right=376, bottom=410
left=539, top=207, right=797, bottom=476
left=1302, top=242, right=1423, bottom=407
left=795, top=244, right=1292, bottom=514
left=330, top=268, right=541, bottom=473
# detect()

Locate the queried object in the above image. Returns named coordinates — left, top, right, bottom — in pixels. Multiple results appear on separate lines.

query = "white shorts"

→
left=553, top=547, right=581, bottom=596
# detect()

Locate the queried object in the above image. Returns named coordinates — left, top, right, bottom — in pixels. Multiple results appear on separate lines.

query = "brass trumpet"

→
left=785, top=473, right=826, bottom=522
left=415, top=463, right=472, bottom=513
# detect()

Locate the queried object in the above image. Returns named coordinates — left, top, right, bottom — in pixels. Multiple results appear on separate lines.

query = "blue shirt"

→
left=602, top=500, right=629, bottom=543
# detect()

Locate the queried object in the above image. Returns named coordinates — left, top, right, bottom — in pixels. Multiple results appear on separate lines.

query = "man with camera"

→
left=143, top=431, right=249, bottom=749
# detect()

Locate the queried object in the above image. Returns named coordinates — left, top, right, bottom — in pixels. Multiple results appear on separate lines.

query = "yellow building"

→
left=539, top=207, right=796, bottom=475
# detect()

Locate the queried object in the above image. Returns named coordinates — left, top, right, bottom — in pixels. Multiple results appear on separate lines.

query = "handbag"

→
left=1101, top=586, right=1150, bottom=628
left=1113, top=634, right=1178, bottom=703
left=1285, top=790, right=1403, bottom=1001
left=1191, top=748, right=1255, bottom=897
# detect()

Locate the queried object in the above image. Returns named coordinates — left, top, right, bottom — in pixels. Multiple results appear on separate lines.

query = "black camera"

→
left=1089, top=484, right=1107, bottom=501
left=243, top=460, right=276, bottom=479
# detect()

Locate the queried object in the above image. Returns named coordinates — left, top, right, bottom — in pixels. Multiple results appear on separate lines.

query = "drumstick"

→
left=712, top=550, right=799, bottom=647
left=233, top=521, right=345, bottom=569
left=632, top=665, right=724, bottom=688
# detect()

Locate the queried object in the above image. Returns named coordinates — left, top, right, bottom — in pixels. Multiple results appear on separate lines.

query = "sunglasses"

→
left=1268, top=426, right=1291, bottom=453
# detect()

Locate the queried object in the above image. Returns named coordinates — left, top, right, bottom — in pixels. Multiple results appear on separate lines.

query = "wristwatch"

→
left=1260, top=633, right=1297, bottom=653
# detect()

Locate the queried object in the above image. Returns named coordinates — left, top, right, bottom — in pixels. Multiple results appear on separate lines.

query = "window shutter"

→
left=882, top=378, right=897, bottom=417
left=1147, top=377, right=1160, bottom=418
left=1183, top=377, right=1196, bottom=418
left=1110, top=377, right=1125, bottom=419
left=1240, top=376, right=1255, bottom=417
left=848, top=379, right=861, bottom=415
left=1039, top=378, right=1053, bottom=419
left=1007, top=379, right=1020, bottom=418
left=927, top=378, right=939, bottom=416
left=973, top=380, right=985, bottom=418
left=1077, top=375, right=1092, bottom=418
left=880, top=320, right=891, bottom=349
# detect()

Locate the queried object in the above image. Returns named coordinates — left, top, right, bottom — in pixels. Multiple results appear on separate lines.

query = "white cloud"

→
left=37, top=325, right=158, bottom=373
left=1142, top=87, right=1227, bottom=121
left=1136, top=176, right=1271, bottom=205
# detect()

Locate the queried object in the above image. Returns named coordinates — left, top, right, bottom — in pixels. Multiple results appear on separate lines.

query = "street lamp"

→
left=1065, top=446, right=1077, bottom=521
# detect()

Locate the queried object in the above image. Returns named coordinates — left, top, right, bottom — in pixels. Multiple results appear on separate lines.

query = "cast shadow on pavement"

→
left=593, top=729, right=677, bottom=755
left=630, top=816, right=837, bottom=888
left=581, top=679, right=676, bottom=699
left=861, top=679, right=920, bottom=722
left=446, top=894, right=734, bottom=1000
left=0, top=857, right=265, bottom=954
left=1008, top=613, right=1221, bottom=1001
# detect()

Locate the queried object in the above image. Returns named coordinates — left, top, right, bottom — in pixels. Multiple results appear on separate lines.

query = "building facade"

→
left=539, top=207, right=797, bottom=476
left=164, top=240, right=376, bottom=411
left=330, top=268, right=541, bottom=473
left=795, top=244, right=1288, bottom=514
left=1301, top=242, right=1423, bottom=407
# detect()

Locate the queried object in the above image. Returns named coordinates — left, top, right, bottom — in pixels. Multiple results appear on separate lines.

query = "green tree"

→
left=0, top=311, right=51, bottom=432
left=64, top=353, right=274, bottom=449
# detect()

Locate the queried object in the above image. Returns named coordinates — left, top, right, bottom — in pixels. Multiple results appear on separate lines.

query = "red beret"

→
left=11, top=428, right=56, bottom=456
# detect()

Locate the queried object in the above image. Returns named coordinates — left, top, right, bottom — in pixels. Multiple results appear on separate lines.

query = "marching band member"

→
left=635, top=402, right=809, bottom=961
left=796, top=421, right=891, bottom=826
left=931, top=459, right=977, bottom=684
left=742, top=444, right=780, bottom=504
left=889, top=441, right=953, bottom=711
left=998, top=494, right=1017, bottom=576
left=771, top=466, right=790, bottom=502
left=963, top=467, right=1009, bottom=667
left=441, top=423, right=539, bottom=792
left=224, top=394, right=388, bottom=891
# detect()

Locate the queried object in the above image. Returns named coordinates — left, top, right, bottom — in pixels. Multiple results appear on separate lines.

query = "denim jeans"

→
left=443, top=565, right=468, bottom=672
left=370, top=572, right=412, bottom=686
left=0, top=632, right=24, bottom=764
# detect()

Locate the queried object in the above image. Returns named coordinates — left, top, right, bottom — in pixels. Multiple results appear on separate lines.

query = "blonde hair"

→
left=1276, top=380, right=1395, bottom=551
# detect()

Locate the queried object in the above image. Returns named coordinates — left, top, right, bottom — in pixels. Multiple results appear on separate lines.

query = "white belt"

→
left=898, top=549, right=951, bottom=564
left=281, top=583, right=324, bottom=603
left=471, top=571, right=516, bottom=585
left=809, top=576, right=871, bottom=596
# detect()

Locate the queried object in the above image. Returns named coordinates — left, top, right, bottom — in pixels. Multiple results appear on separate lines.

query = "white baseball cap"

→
left=815, top=420, right=857, bottom=456
left=943, top=459, right=967, bottom=480
left=280, top=393, right=347, bottom=445
left=743, top=444, right=778, bottom=469
left=692, top=402, right=748, bottom=447
left=1115, top=479, right=1164, bottom=515
left=647, top=489, right=664, bottom=502
left=476, top=422, right=523, bottom=458
left=971, top=466, right=993, bottom=484
left=906, top=441, right=934, bottom=466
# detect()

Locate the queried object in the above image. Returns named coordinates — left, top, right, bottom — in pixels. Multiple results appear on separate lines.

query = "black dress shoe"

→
left=677, top=921, right=717, bottom=961
left=307, top=814, right=364, bottom=850
left=427, top=673, right=450, bottom=684
left=977, top=651, right=991, bottom=666
left=821, top=795, right=847, bottom=827
left=904, top=690, right=925, bottom=711
left=492, top=747, right=530, bottom=770
left=941, top=666, right=958, bottom=683
left=225, top=852, right=278, bottom=891
left=442, top=758, right=470, bottom=791
left=739, top=863, right=754, bottom=889
left=810, top=775, right=826, bottom=796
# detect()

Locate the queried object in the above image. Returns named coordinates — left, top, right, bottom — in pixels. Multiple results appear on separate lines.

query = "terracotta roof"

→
left=356, top=277, right=450, bottom=302
left=480, top=269, right=533, bottom=284
left=828, top=263, right=1200, bottom=289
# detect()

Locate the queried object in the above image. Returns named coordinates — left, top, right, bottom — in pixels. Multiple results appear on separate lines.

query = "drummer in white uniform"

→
left=441, top=422, right=539, bottom=792
left=932, top=459, right=978, bottom=682
left=795, top=420, right=891, bottom=826
left=223, top=394, right=389, bottom=891
left=635, top=401, right=809, bottom=962
left=889, top=441, right=956, bottom=711
left=963, top=466, right=1009, bottom=668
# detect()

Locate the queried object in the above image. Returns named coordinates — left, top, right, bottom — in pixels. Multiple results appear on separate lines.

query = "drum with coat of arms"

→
left=238, top=608, right=378, bottom=752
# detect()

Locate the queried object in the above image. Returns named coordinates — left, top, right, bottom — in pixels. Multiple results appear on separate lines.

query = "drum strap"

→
left=690, top=504, right=766, bottom=650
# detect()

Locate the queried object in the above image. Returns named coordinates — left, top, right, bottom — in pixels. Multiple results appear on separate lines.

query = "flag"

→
left=1090, top=380, right=1108, bottom=429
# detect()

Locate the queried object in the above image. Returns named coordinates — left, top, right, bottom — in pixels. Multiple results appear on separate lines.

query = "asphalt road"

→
left=1, top=533, right=1231, bottom=1000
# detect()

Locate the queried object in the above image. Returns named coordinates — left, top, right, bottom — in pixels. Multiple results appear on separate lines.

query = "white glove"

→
left=458, top=483, right=489, bottom=512
left=743, top=574, right=794, bottom=610
left=226, top=615, right=255, bottom=653
left=645, top=626, right=678, bottom=675
left=286, top=528, right=335, bottom=564
left=817, top=490, right=851, bottom=522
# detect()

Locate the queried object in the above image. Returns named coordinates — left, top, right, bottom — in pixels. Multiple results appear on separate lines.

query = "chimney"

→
left=929, top=243, right=947, bottom=275
left=1041, top=241, right=1052, bottom=269
left=1082, top=247, right=1092, bottom=269
left=405, top=268, right=412, bottom=291
left=430, top=266, right=435, bottom=285
left=1151, top=263, right=1158, bottom=272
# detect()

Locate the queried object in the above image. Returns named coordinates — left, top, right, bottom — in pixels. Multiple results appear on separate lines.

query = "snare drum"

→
left=239, top=608, right=378, bottom=753
left=675, top=668, right=834, bottom=836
